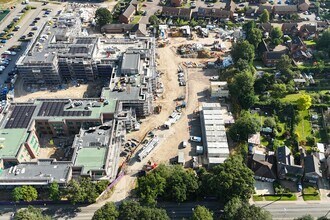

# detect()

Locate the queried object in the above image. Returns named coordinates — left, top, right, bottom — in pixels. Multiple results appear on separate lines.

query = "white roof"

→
left=317, top=143, right=325, bottom=153
left=209, top=157, right=227, bottom=164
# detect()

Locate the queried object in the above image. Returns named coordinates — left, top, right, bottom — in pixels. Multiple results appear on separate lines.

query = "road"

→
left=257, top=202, right=330, bottom=219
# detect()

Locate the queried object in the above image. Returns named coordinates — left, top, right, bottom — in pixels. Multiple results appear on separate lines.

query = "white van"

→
left=3, top=51, right=11, bottom=55
left=182, top=141, right=187, bottom=148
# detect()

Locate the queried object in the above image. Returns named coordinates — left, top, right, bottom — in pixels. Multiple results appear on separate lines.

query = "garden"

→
left=302, top=186, right=320, bottom=201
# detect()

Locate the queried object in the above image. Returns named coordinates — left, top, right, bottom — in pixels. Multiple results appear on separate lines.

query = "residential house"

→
left=245, top=8, right=256, bottom=18
left=248, top=0, right=267, bottom=3
left=317, top=21, right=330, bottom=32
left=171, top=0, right=182, bottom=7
left=119, top=2, right=137, bottom=24
left=161, top=7, right=192, bottom=20
left=101, top=24, right=148, bottom=37
left=257, top=5, right=273, bottom=15
left=304, top=155, right=322, bottom=184
left=276, top=146, right=304, bottom=181
left=282, top=22, right=299, bottom=36
left=225, top=0, right=236, bottom=16
left=248, top=150, right=277, bottom=182
left=262, top=50, right=287, bottom=66
left=288, top=36, right=312, bottom=61
left=248, top=133, right=260, bottom=154
left=299, top=23, right=317, bottom=39
left=297, top=0, right=310, bottom=12
left=258, top=39, right=269, bottom=56
left=325, top=156, right=330, bottom=179
left=259, top=23, right=273, bottom=34
left=273, top=5, right=298, bottom=15
left=196, top=8, right=231, bottom=20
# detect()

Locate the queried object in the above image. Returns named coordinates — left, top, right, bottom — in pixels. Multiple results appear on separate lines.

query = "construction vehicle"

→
left=176, top=101, right=186, bottom=111
left=154, top=105, right=162, bottom=114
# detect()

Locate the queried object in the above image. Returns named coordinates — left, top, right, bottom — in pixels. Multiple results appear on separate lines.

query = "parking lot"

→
left=0, top=2, right=64, bottom=85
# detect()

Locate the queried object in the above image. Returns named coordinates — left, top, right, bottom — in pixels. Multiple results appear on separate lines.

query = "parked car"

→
left=190, top=136, right=202, bottom=142
left=207, top=3, right=214, bottom=7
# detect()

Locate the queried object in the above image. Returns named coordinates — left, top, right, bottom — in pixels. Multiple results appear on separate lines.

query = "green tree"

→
left=192, top=206, right=213, bottom=220
left=14, top=206, right=51, bottom=220
left=235, top=58, right=251, bottom=72
left=223, top=197, right=272, bottom=220
left=296, top=94, right=312, bottom=110
left=12, top=186, right=38, bottom=202
left=263, top=117, right=276, bottom=128
left=316, top=28, right=330, bottom=55
left=254, top=73, right=275, bottom=94
left=271, top=27, right=283, bottom=45
left=92, top=202, right=119, bottom=220
left=119, top=200, right=169, bottom=220
left=66, top=179, right=86, bottom=204
left=80, top=177, right=99, bottom=203
left=137, top=171, right=166, bottom=206
left=243, top=20, right=256, bottom=33
left=49, top=181, right=60, bottom=201
left=229, top=111, right=261, bottom=142
left=271, top=83, right=287, bottom=98
left=260, top=9, right=270, bottom=23
left=231, top=40, right=255, bottom=64
left=229, top=71, right=256, bottom=110
left=276, top=55, right=292, bottom=72
left=95, top=7, right=112, bottom=29
left=208, top=156, right=255, bottom=202
left=247, top=28, right=263, bottom=48
left=149, top=15, right=160, bottom=26
left=294, top=215, right=314, bottom=220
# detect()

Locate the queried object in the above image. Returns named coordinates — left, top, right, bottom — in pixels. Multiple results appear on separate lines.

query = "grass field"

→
left=304, top=40, right=316, bottom=46
left=303, top=187, right=320, bottom=201
left=253, top=195, right=264, bottom=201
left=131, top=16, right=141, bottom=24
left=296, top=110, right=312, bottom=142
left=264, top=194, right=297, bottom=201
left=0, top=10, right=10, bottom=22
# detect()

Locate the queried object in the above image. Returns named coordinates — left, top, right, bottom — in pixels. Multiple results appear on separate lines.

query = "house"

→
left=325, top=156, right=330, bottom=179
left=258, top=39, right=269, bottom=56
left=245, top=8, right=256, bottom=18
left=257, top=5, right=273, bottom=15
left=317, top=143, right=326, bottom=154
left=282, top=23, right=299, bottom=35
left=161, top=7, right=192, bottom=20
left=225, top=0, right=236, bottom=15
left=317, top=21, right=330, bottom=32
left=119, top=2, right=137, bottom=24
left=196, top=8, right=229, bottom=20
left=273, top=5, right=298, bottom=15
left=298, top=0, right=310, bottom=12
left=262, top=50, right=287, bottom=66
left=171, top=0, right=182, bottom=7
left=299, top=23, right=317, bottom=39
left=197, top=8, right=231, bottom=20
left=304, top=155, right=322, bottom=184
left=248, top=0, right=267, bottom=3
left=210, top=81, right=229, bottom=98
left=101, top=24, right=148, bottom=37
left=276, top=146, right=304, bottom=181
left=259, top=23, right=273, bottom=34
left=248, top=150, right=277, bottom=182
left=289, top=36, right=312, bottom=61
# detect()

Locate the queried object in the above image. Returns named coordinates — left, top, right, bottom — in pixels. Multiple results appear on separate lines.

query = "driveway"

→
left=255, top=180, right=275, bottom=195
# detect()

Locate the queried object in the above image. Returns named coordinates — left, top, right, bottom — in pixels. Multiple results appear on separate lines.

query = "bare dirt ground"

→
left=104, top=42, right=219, bottom=203
left=14, top=77, right=103, bottom=102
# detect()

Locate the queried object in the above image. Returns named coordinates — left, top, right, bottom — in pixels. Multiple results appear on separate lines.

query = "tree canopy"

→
left=271, top=27, right=283, bottom=45
left=49, top=181, right=60, bottom=201
left=118, top=200, right=169, bottom=220
left=229, top=70, right=256, bottom=110
left=14, top=206, right=51, bottom=220
left=271, top=83, right=287, bottom=98
left=229, top=111, right=261, bottom=142
left=149, top=15, right=160, bottom=26
left=95, top=7, right=112, bottom=28
left=92, top=202, right=119, bottom=220
left=12, top=186, right=38, bottom=202
left=276, top=55, right=292, bottom=72
left=260, top=9, right=270, bottom=23
left=201, top=156, right=255, bottom=202
left=247, top=28, right=263, bottom=48
left=296, top=94, right=312, bottom=110
left=137, top=165, right=199, bottom=205
left=316, top=28, right=330, bottom=55
left=192, top=206, right=213, bottom=220
left=223, top=197, right=272, bottom=220
left=231, top=40, right=255, bottom=64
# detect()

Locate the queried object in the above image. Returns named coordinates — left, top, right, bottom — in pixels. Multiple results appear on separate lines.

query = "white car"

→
left=11, top=51, right=16, bottom=55
left=190, top=136, right=202, bottom=142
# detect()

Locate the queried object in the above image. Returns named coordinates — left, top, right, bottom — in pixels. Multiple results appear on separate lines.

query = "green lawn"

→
left=281, top=93, right=303, bottom=103
left=264, top=194, right=297, bottom=201
left=304, top=40, right=316, bottom=46
left=253, top=195, right=264, bottom=201
left=0, top=10, right=9, bottom=22
left=302, top=187, right=320, bottom=201
left=296, top=110, right=312, bottom=142
left=131, top=16, right=141, bottom=24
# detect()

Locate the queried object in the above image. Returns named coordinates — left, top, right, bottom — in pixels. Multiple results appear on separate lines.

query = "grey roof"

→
left=277, top=146, right=292, bottom=165
left=122, top=3, right=136, bottom=18
left=0, top=159, right=71, bottom=185
left=197, top=7, right=231, bottom=18
left=109, top=86, right=144, bottom=101
left=121, top=53, right=140, bottom=71
left=274, top=5, right=298, bottom=13
left=257, top=5, right=272, bottom=13
left=264, top=51, right=286, bottom=60
left=304, top=155, right=322, bottom=176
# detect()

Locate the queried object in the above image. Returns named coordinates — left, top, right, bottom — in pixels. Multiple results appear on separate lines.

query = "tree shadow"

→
left=43, top=206, right=82, bottom=220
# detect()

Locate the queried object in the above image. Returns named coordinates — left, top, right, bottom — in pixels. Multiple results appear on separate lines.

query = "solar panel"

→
left=5, top=105, right=36, bottom=128
left=37, top=102, right=92, bottom=117
left=68, top=47, right=89, bottom=54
